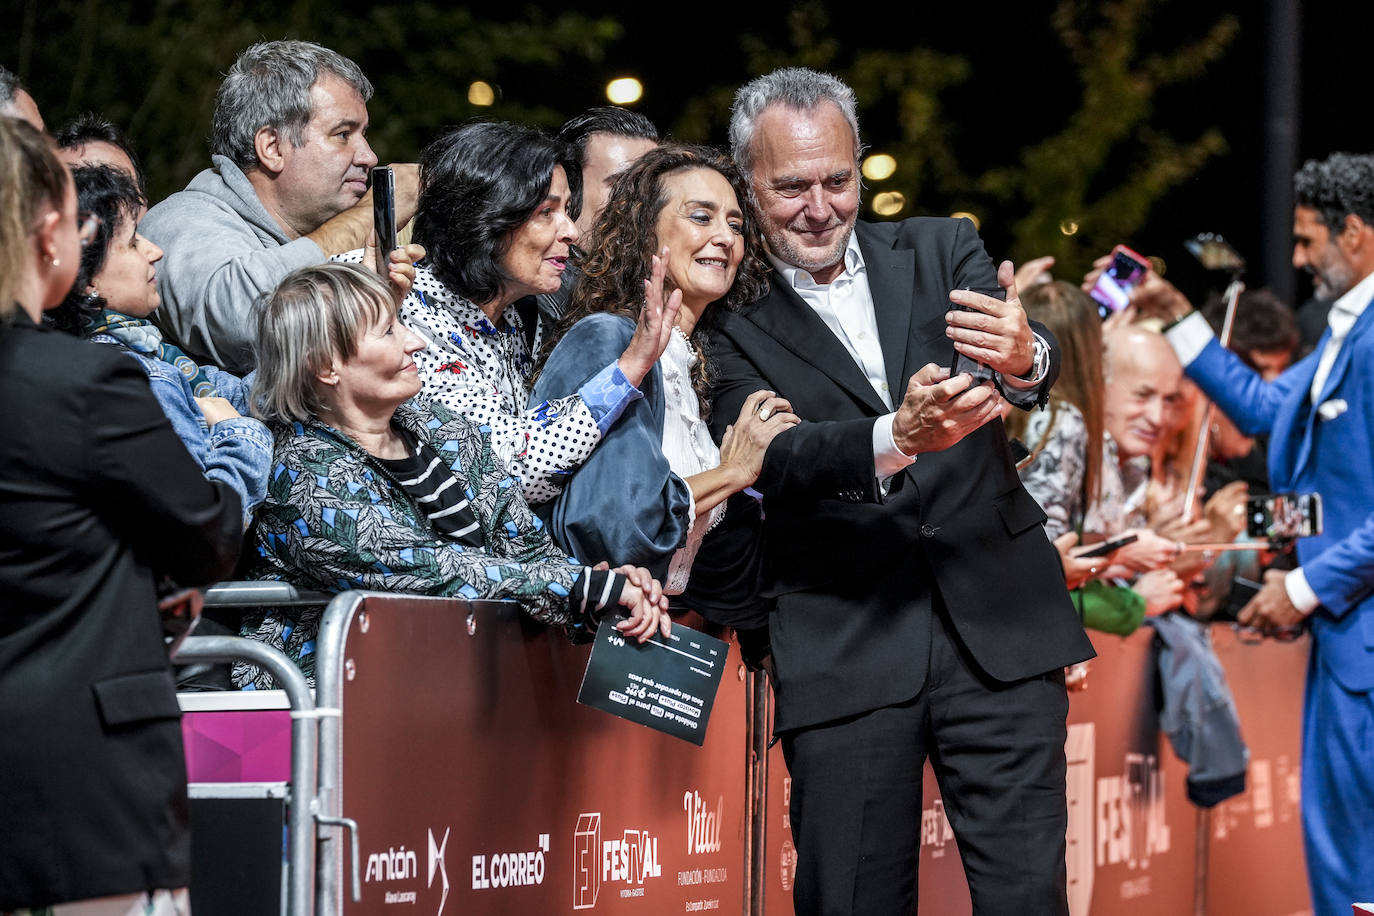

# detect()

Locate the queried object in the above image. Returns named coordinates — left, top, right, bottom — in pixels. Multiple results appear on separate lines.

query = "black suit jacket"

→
left=706, top=218, right=1094, bottom=732
left=0, top=319, right=242, bottom=907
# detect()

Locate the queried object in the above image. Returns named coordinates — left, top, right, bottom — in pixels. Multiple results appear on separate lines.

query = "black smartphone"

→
left=1246, top=492, right=1323, bottom=541
left=1088, top=244, right=1149, bottom=318
left=948, top=286, right=999, bottom=382
left=1073, top=532, right=1140, bottom=559
left=371, top=165, right=397, bottom=276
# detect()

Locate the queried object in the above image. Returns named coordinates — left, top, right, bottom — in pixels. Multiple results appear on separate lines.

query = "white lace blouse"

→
left=659, top=328, right=726, bottom=594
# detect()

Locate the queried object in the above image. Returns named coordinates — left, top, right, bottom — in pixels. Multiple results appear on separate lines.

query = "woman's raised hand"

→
left=617, top=247, right=683, bottom=388
left=718, top=389, right=800, bottom=489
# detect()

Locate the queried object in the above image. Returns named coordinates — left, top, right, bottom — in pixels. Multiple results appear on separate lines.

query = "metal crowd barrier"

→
left=176, top=590, right=1311, bottom=916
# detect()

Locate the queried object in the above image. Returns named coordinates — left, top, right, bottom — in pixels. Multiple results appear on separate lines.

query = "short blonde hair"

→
left=252, top=262, right=396, bottom=423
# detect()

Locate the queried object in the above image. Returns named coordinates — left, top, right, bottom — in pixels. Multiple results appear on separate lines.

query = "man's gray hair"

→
left=729, top=67, right=862, bottom=181
left=212, top=40, right=373, bottom=171
left=253, top=262, right=395, bottom=424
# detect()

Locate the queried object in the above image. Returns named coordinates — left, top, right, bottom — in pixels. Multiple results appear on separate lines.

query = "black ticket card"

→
left=578, top=616, right=729, bottom=746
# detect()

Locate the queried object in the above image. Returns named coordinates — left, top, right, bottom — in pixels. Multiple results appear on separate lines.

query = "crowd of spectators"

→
left=1, top=36, right=1368, bottom=916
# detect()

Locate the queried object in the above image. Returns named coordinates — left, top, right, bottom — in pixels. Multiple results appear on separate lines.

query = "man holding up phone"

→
left=706, top=67, right=1093, bottom=915
left=1132, top=152, right=1374, bottom=916
left=143, top=40, right=419, bottom=373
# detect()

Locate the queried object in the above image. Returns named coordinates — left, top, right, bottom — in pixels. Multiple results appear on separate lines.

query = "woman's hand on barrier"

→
left=1134, top=569, right=1185, bottom=616
left=718, top=389, right=800, bottom=489
left=618, top=247, right=683, bottom=388
left=1114, top=528, right=1182, bottom=572
left=612, top=564, right=671, bottom=643
left=195, top=396, right=241, bottom=426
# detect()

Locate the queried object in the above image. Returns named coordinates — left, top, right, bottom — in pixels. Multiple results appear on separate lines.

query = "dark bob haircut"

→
left=411, top=121, right=580, bottom=307
left=47, top=164, right=145, bottom=336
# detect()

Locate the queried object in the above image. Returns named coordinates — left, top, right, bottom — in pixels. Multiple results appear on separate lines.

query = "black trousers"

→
left=781, top=605, right=1070, bottom=916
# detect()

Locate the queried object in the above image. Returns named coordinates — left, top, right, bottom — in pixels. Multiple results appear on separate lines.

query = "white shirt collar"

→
left=1329, top=269, right=1374, bottom=340
left=767, top=229, right=865, bottom=290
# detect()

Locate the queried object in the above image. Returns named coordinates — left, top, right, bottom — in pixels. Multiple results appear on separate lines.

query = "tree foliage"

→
left=13, top=0, right=622, bottom=200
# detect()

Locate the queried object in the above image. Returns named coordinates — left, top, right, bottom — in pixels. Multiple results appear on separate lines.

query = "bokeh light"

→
left=606, top=77, right=643, bottom=105
left=467, top=81, right=495, bottom=106
left=872, top=191, right=906, bottom=217
left=949, top=211, right=981, bottom=231
left=861, top=153, right=897, bottom=181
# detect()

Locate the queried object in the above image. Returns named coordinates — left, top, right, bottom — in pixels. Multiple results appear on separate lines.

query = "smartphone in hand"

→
left=371, top=165, right=397, bottom=276
left=1089, top=244, right=1149, bottom=319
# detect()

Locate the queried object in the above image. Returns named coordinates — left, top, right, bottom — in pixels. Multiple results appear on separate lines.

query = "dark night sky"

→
left=17, top=1, right=1369, bottom=307
left=519, top=0, right=1371, bottom=307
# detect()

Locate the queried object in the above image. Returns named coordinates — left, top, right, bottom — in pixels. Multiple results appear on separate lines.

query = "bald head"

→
left=1103, top=327, right=1185, bottom=459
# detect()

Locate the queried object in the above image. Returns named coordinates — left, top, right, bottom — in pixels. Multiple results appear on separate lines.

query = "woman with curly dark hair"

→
left=532, top=144, right=797, bottom=595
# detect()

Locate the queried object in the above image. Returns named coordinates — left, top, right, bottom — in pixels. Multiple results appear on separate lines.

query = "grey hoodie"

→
left=142, top=155, right=325, bottom=373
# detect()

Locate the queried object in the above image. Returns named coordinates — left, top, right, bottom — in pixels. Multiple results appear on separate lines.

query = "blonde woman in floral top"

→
left=235, top=263, right=671, bottom=688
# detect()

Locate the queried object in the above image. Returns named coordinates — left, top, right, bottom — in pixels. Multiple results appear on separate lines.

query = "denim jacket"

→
left=91, top=335, right=271, bottom=525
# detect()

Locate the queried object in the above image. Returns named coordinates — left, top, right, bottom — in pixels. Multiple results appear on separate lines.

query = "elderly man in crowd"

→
left=704, top=66, right=1093, bottom=915
left=142, top=39, right=417, bottom=372
left=0, top=66, right=44, bottom=130
left=1137, top=151, right=1374, bottom=916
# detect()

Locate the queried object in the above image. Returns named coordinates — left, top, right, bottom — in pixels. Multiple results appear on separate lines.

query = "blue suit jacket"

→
left=1187, top=299, right=1374, bottom=690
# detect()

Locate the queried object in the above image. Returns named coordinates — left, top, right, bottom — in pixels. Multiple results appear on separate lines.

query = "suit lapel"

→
left=745, top=271, right=890, bottom=415
left=856, top=222, right=915, bottom=399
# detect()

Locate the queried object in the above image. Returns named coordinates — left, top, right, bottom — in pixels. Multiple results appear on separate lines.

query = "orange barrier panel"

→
left=761, top=626, right=1309, bottom=916
left=321, top=597, right=750, bottom=915
left=1205, top=626, right=1309, bottom=916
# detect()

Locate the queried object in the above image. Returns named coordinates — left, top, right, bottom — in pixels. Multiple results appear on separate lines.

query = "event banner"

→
left=335, top=599, right=748, bottom=915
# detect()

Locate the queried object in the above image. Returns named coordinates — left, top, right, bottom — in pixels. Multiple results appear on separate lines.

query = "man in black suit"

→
left=705, top=68, right=1094, bottom=915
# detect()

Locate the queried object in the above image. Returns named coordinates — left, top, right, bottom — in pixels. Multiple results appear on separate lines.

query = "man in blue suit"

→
left=1139, top=152, right=1374, bottom=915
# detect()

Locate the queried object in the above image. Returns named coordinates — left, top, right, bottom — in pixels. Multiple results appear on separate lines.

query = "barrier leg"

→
left=174, top=635, right=317, bottom=916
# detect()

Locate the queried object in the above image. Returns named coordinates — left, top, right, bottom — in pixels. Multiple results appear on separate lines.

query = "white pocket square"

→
left=1317, top=398, right=1348, bottom=421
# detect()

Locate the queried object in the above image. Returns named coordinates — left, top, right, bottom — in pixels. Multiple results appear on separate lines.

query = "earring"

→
left=49, top=257, right=60, bottom=268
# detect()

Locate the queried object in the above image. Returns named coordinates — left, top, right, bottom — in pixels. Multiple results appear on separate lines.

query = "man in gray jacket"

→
left=142, top=40, right=417, bottom=372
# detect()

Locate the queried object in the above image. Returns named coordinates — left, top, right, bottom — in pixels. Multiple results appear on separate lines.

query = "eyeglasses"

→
left=77, top=211, right=103, bottom=249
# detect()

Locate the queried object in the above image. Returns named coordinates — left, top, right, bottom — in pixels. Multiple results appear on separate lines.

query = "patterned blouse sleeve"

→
left=1016, top=402, right=1087, bottom=542
left=253, top=424, right=585, bottom=625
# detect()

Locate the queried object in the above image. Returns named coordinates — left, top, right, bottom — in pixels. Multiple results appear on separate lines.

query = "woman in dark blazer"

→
left=0, top=119, right=244, bottom=912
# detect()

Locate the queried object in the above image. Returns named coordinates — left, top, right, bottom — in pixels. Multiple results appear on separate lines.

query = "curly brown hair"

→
left=537, top=144, right=769, bottom=412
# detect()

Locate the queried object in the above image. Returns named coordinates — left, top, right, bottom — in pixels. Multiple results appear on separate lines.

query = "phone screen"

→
left=371, top=166, right=397, bottom=276
left=1246, top=492, right=1323, bottom=540
left=1089, top=246, right=1149, bottom=317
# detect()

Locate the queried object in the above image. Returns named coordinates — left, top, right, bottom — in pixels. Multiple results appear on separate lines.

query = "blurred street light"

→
left=862, top=153, right=897, bottom=181
left=873, top=191, right=906, bottom=216
left=606, top=77, right=643, bottom=104
left=468, top=81, right=495, bottom=106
